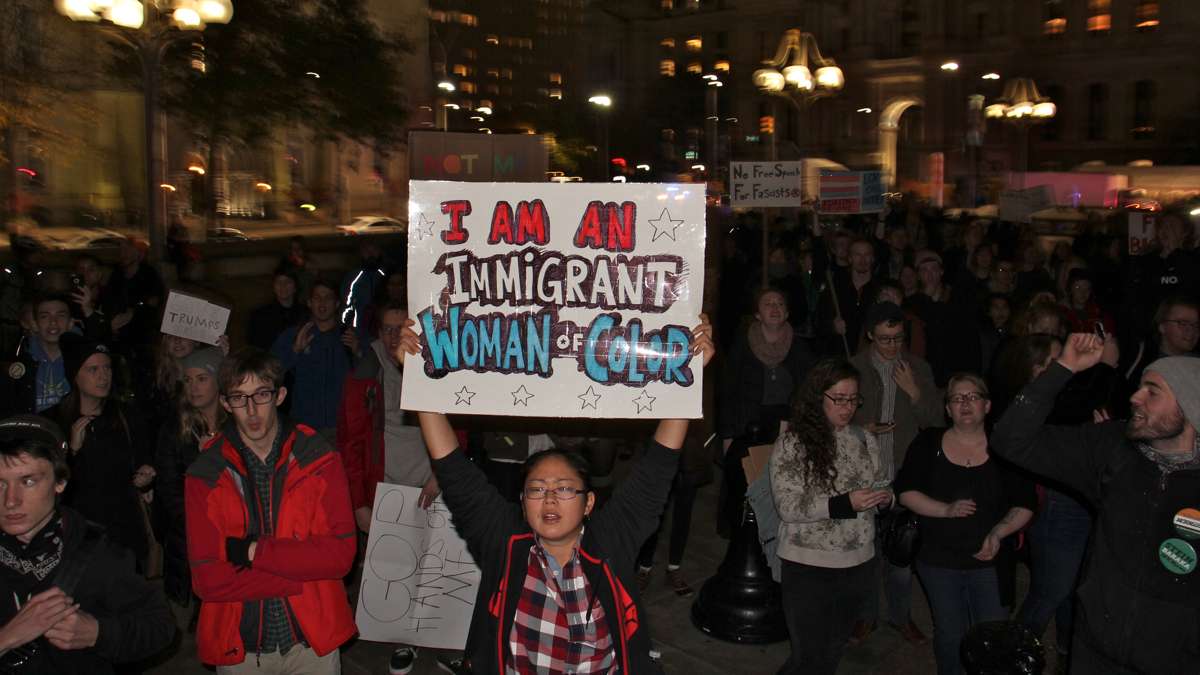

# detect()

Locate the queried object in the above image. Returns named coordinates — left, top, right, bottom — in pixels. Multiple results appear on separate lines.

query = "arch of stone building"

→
left=879, top=96, right=924, bottom=188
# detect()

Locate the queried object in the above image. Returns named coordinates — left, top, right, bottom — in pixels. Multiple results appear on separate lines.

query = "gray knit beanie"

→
left=1145, top=356, right=1200, bottom=433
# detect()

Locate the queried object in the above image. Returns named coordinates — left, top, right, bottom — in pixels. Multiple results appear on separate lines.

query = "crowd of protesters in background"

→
left=0, top=197, right=1197, bottom=674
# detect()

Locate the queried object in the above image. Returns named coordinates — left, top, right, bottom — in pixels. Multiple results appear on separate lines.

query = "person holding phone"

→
left=848, top=301, right=943, bottom=644
left=770, top=358, right=891, bottom=675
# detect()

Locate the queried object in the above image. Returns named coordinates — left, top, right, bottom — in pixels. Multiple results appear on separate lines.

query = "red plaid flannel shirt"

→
left=508, top=542, right=616, bottom=674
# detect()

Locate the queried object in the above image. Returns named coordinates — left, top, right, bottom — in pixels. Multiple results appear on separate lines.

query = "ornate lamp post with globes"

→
left=55, top=0, right=233, bottom=264
left=750, top=29, right=845, bottom=285
left=985, top=77, right=1056, bottom=189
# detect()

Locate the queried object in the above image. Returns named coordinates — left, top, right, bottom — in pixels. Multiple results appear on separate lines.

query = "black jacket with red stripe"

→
left=432, top=442, right=679, bottom=674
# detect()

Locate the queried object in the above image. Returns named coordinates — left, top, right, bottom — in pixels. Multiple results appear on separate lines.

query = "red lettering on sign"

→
left=441, top=200, right=472, bottom=244
left=573, top=201, right=636, bottom=252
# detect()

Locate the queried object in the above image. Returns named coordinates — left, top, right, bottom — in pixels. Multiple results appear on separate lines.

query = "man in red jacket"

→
left=186, top=348, right=356, bottom=673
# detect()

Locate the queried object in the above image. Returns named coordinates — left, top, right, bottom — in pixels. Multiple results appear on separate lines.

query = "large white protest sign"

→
left=160, top=291, right=229, bottom=345
left=402, top=181, right=706, bottom=418
left=1129, top=212, right=1157, bottom=255
left=356, top=483, right=480, bottom=648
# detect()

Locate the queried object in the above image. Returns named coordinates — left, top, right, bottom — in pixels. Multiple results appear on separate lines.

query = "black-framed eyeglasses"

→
left=874, top=333, right=906, bottom=346
left=379, top=325, right=403, bottom=337
left=824, top=393, right=864, bottom=408
left=948, top=392, right=988, bottom=404
left=523, top=485, right=587, bottom=501
left=1163, top=319, right=1198, bottom=331
left=224, top=389, right=277, bottom=408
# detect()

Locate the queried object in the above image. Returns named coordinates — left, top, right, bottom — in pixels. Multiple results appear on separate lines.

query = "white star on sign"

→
left=648, top=208, right=684, bottom=242
left=578, top=386, right=602, bottom=410
left=454, top=386, right=476, bottom=406
left=632, top=390, right=657, bottom=414
left=511, top=385, right=535, bottom=407
left=413, top=212, right=436, bottom=241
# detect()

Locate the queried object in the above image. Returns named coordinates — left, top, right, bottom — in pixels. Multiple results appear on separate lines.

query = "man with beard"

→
left=993, top=333, right=1200, bottom=674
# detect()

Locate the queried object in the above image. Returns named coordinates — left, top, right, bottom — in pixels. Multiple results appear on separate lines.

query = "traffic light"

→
left=759, top=115, right=775, bottom=135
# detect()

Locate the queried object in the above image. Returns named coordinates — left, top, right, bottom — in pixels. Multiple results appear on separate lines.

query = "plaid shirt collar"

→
left=508, top=533, right=615, bottom=674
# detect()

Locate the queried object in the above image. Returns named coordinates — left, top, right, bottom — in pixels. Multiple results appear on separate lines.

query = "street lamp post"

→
left=56, top=0, right=232, bottom=266
left=752, top=29, right=845, bottom=286
left=588, top=94, right=612, bottom=181
left=984, top=77, right=1056, bottom=190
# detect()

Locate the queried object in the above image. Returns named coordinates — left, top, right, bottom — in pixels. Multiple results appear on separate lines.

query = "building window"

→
left=713, top=59, right=730, bottom=72
left=486, top=68, right=499, bottom=78
left=1135, top=1, right=1159, bottom=30
left=457, top=13, right=478, bottom=26
left=1044, top=0, right=1066, bottom=35
left=485, top=34, right=499, bottom=45
left=1132, top=80, right=1155, bottom=139
left=685, top=36, right=703, bottom=52
left=1087, top=0, right=1111, bottom=33
left=660, top=37, right=675, bottom=49
left=1087, top=83, right=1108, bottom=141
left=686, top=61, right=703, bottom=74
left=451, top=64, right=472, bottom=77
left=548, top=72, right=562, bottom=84
left=479, top=99, right=494, bottom=109
left=430, top=10, right=446, bottom=22
left=460, top=82, right=476, bottom=94
left=660, top=59, right=676, bottom=76
left=661, top=0, right=673, bottom=9
left=501, top=68, right=513, bottom=80
left=549, top=88, right=562, bottom=100
left=485, top=83, right=500, bottom=94
left=462, top=48, right=477, bottom=61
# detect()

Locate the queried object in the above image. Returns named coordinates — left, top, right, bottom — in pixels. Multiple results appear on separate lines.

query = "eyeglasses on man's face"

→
left=948, top=392, right=988, bottom=405
left=874, top=333, right=905, bottom=346
left=523, top=485, right=587, bottom=501
left=824, top=393, right=864, bottom=408
left=1163, top=319, right=1198, bottom=331
left=224, top=388, right=277, bottom=408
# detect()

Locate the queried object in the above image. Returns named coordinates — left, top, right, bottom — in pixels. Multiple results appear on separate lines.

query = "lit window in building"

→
left=1043, top=0, right=1066, bottom=35
left=1135, top=1, right=1159, bottom=30
left=430, top=10, right=446, bottom=22
left=459, top=13, right=478, bottom=26
left=479, top=99, right=494, bottom=109
left=462, top=48, right=477, bottom=61
left=686, top=61, right=702, bottom=74
left=501, top=68, right=514, bottom=80
left=451, top=64, right=471, bottom=77
left=1132, top=80, right=1156, bottom=139
left=1087, top=0, right=1111, bottom=33
left=660, top=59, right=676, bottom=76
left=714, top=59, right=730, bottom=72
left=487, top=68, right=500, bottom=78
left=661, top=37, right=675, bottom=49
left=548, top=72, right=562, bottom=84
left=549, top=88, right=563, bottom=99
left=486, top=84, right=500, bottom=94
left=686, top=36, right=702, bottom=52
left=661, top=0, right=673, bottom=9
left=485, top=34, right=499, bottom=45
left=460, top=82, right=476, bottom=94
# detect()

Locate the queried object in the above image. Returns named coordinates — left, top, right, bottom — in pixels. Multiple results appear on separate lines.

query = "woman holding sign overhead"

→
left=396, top=314, right=714, bottom=674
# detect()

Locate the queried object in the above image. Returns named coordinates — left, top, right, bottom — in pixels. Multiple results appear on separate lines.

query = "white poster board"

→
left=402, top=181, right=706, bottom=418
left=355, top=483, right=480, bottom=648
left=159, top=291, right=230, bottom=345
left=730, top=161, right=805, bottom=206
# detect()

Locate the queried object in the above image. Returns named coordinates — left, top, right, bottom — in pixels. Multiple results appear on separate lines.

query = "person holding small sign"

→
left=395, top=315, right=714, bottom=674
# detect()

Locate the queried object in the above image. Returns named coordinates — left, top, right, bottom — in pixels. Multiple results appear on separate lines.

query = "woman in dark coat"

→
left=51, top=335, right=154, bottom=568
left=154, top=346, right=224, bottom=606
left=717, top=287, right=814, bottom=535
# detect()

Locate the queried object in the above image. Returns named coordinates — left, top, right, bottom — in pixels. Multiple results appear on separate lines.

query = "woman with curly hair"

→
left=770, top=358, right=892, bottom=675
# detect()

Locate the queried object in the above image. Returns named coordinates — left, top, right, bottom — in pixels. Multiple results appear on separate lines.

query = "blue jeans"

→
left=1018, top=489, right=1092, bottom=648
left=916, top=561, right=1007, bottom=675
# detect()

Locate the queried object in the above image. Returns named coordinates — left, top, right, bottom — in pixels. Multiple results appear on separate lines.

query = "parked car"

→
left=206, top=227, right=255, bottom=243
left=336, top=215, right=406, bottom=235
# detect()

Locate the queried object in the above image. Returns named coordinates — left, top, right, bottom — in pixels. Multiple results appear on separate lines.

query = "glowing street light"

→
left=588, top=94, right=613, bottom=107
left=437, top=80, right=455, bottom=92
left=752, top=29, right=844, bottom=106
left=940, top=61, right=960, bottom=71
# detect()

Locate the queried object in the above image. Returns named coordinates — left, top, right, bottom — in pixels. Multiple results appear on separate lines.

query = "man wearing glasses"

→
left=337, top=301, right=446, bottom=674
left=1124, top=294, right=1199, bottom=389
left=849, top=301, right=942, bottom=646
left=185, top=349, right=356, bottom=674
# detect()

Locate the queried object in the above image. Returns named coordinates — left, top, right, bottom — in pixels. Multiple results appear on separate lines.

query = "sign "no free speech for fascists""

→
left=401, top=181, right=706, bottom=419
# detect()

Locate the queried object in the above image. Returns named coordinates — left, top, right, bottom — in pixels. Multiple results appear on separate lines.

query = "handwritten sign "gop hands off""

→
left=402, top=181, right=706, bottom=418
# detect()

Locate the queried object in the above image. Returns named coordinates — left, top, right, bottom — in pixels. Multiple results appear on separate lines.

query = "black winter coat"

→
left=154, top=420, right=203, bottom=604
left=993, top=363, right=1200, bottom=673
left=432, top=442, right=680, bottom=674
left=0, top=507, right=176, bottom=674
left=718, top=330, right=813, bottom=442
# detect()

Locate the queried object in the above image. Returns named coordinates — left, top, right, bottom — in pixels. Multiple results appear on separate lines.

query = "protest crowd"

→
left=0, top=195, right=1198, bottom=675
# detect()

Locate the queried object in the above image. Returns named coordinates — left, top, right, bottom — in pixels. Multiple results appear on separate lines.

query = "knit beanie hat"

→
left=0, top=414, right=68, bottom=451
left=59, top=333, right=111, bottom=385
left=181, top=346, right=223, bottom=376
left=1146, top=356, right=1200, bottom=433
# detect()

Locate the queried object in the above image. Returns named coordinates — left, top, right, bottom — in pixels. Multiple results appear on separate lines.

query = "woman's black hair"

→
left=521, top=448, right=593, bottom=493
left=787, top=358, right=860, bottom=492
